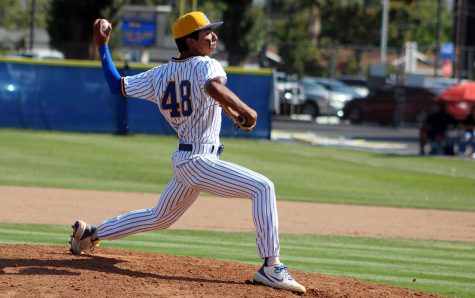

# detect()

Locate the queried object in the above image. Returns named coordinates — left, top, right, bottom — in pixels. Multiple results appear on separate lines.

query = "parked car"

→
left=337, top=76, right=370, bottom=97
left=306, top=77, right=364, bottom=101
left=342, top=86, right=444, bottom=125
left=299, top=78, right=349, bottom=118
left=275, top=72, right=305, bottom=115
left=6, top=49, right=65, bottom=60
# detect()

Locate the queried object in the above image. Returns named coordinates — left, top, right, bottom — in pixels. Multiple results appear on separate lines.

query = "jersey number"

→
left=161, top=81, right=192, bottom=117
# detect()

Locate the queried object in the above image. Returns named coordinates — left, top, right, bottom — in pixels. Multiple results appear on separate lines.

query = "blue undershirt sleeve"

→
left=98, top=45, right=122, bottom=95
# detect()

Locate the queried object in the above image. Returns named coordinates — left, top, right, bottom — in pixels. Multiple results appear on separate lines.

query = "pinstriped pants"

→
left=96, top=147, right=280, bottom=259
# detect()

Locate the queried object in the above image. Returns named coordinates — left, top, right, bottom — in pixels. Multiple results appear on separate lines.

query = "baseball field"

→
left=0, top=129, right=474, bottom=297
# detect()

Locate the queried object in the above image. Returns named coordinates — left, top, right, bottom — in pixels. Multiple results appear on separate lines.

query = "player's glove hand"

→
left=221, top=105, right=256, bottom=132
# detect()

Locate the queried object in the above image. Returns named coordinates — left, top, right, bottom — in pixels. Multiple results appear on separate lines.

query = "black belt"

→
left=178, top=144, right=193, bottom=151
left=178, top=144, right=224, bottom=155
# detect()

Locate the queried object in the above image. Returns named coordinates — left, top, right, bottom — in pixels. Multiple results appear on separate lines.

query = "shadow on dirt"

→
left=0, top=252, right=243, bottom=286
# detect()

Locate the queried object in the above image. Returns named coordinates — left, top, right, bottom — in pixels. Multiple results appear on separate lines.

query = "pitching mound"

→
left=0, top=244, right=442, bottom=297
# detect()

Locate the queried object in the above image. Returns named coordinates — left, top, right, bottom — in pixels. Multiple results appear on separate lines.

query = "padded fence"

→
left=0, top=58, right=272, bottom=139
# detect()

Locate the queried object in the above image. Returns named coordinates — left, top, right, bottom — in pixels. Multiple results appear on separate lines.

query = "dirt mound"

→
left=0, top=244, right=442, bottom=298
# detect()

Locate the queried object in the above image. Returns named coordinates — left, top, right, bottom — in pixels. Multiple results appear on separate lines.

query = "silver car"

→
left=275, top=72, right=305, bottom=115
left=299, top=78, right=351, bottom=118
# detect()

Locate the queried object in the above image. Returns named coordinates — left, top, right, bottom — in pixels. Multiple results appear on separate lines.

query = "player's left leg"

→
left=175, top=155, right=279, bottom=258
left=174, top=155, right=305, bottom=293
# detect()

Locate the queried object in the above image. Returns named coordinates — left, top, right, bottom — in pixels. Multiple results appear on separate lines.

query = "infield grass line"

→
left=1, top=129, right=474, bottom=211
left=0, top=223, right=474, bottom=298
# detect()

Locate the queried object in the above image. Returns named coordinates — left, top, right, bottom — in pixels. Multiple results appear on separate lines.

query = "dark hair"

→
left=175, top=30, right=200, bottom=52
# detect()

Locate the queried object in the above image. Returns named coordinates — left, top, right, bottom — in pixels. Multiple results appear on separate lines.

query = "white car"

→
left=7, top=49, right=65, bottom=60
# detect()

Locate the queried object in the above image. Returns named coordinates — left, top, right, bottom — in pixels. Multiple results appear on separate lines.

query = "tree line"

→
left=0, top=0, right=453, bottom=76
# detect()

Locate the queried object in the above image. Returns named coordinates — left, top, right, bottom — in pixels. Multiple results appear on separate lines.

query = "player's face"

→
left=190, top=29, right=218, bottom=56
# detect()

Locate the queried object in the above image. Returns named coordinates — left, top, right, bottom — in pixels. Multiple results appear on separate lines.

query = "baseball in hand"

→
left=101, top=20, right=110, bottom=33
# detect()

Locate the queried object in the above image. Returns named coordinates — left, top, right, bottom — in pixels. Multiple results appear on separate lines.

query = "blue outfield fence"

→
left=0, top=57, right=272, bottom=139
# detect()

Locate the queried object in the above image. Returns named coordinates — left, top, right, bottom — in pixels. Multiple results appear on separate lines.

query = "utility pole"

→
left=179, top=0, right=185, bottom=16
left=29, top=0, right=36, bottom=51
left=260, top=0, right=271, bottom=67
left=179, top=0, right=197, bottom=14
left=433, top=0, right=442, bottom=76
left=455, top=0, right=464, bottom=78
left=380, top=0, right=389, bottom=65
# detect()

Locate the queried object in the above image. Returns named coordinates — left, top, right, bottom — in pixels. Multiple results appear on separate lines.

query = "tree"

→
left=216, top=0, right=255, bottom=66
left=276, top=13, right=319, bottom=75
left=318, top=0, right=381, bottom=75
left=269, top=0, right=320, bottom=76
left=195, top=0, right=265, bottom=66
left=319, top=0, right=380, bottom=47
left=0, top=0, right=51, bottom=30
left=318, top=0, right=452, bottom=49
left=0, top=0, right=50, bottom=51
left=387, top=0, right=452, bottom=50
left=314, top=0, right=453, bottom=75
left=46, top=0, right=125, bottom=59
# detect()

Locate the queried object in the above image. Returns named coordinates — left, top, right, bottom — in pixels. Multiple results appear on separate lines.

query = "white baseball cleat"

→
left=69, top=220, right=100, bottom=255
left=253, top=263, right=306, bottom=293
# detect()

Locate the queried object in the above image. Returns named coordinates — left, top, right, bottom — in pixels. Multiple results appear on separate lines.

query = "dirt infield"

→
left=0, top=245, right=442, bottom=297
left=1, top=185, right=471, bottom=297
left=1, top=186, right=474, bottom=241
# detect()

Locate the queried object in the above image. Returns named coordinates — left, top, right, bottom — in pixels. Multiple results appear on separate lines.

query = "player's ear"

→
left=184, top=37, right=194, bottom=48
left=187, top=34, right=201, bottom=48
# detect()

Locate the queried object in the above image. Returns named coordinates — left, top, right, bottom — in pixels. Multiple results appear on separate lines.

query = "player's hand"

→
left=222, top=105, right=257, bottom=132
left=243, top=109, right=257, bottom=129
left=93, top=19, right=111, bottom=47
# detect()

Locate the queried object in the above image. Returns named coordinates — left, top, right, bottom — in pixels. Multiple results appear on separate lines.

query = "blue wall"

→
left=0, top=58, right=272, bottom=139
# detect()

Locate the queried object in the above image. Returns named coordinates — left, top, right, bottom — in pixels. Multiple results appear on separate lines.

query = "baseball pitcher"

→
left=69, top=11, right=305, bottom=294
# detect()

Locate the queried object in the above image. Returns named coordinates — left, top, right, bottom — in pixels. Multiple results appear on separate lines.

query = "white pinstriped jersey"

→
left=122, top=56, right=226, bottom=144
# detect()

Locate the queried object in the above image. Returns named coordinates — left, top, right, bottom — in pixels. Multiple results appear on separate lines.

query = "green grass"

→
left=1, top=223, right=474, bottom=298
left=0, top=129, right=474, bottom=210
left=1, top=130, right=473, bottom=297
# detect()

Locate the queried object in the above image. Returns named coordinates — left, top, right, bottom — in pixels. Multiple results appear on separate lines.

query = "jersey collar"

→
left=171, top=56, right=195, bottom=62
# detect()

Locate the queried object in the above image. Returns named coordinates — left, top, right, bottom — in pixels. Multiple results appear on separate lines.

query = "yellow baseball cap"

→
left=172, top=11, right=223, bottom=39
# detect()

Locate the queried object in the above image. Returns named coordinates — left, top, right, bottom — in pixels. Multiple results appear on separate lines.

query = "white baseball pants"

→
left=96, top=144, right=280, bottom=259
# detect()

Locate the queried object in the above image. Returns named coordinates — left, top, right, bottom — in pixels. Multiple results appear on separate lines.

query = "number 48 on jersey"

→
left=161, top=80, right=193, bottom=117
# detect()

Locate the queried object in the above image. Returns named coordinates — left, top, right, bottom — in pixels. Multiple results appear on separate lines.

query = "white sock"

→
left=265, top=256, right=281, bottom=266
